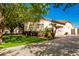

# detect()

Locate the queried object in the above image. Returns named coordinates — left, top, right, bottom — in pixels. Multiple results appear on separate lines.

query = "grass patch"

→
left=0, top=35, right=47, bottom=48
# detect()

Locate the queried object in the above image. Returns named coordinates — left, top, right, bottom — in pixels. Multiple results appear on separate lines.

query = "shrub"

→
left=64, top=32, right=68, bottom=35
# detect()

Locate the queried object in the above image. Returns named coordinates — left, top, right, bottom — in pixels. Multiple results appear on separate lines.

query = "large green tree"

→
left=0, top=3, right=50, bottom=43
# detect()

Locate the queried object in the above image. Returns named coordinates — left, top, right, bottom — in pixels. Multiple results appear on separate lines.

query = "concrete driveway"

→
left=0, top=35, right=79, bottom=56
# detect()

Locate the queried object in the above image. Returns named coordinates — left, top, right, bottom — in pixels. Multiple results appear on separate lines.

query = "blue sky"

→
left=44, top=4, right=79, bottom=28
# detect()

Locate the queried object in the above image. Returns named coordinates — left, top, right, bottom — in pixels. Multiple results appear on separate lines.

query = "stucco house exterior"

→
left=38, top=18, right=74, bottom=35
left=24, top=18, right=74, bottom=36
left=52, top=20, right=74, bottom=36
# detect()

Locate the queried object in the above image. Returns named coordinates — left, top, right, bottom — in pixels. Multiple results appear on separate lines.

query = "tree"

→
left=3, top=4, right=24, bottom=34
left=15, top=3, right=50, bottom=34
left=0, top=3, right=50, bottom=43
left=53, top=3, right=77, bottom=11
left=0, top=4, right=6, bottom=43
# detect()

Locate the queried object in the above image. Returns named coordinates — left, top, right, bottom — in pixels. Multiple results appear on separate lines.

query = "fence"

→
left=71, top=28, right=79, bottom=35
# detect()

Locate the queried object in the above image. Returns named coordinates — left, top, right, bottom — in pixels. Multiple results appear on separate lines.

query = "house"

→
left=52, top=20, right=74, bottom=36
left=24, top=18, right=53, bottom=32
left=24, top=18, right=74, bottom=35
left=3, top=18, right=75, bottom=36
left=37, top=18, right=53, bottom=31
left=38, top=18, right=74, bottom=35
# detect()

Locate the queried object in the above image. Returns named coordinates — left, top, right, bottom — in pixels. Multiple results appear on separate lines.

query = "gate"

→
left=77, top=29, right=79, bottom=35
left=71, top=29, right=75, bottom=35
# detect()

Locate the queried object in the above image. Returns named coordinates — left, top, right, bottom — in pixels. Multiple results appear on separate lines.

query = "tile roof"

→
left=54, top=20, right=68, bottom=25
left=41, top=18, right=68, bottom=25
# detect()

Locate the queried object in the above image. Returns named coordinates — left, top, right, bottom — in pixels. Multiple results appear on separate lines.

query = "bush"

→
left=38, top=28, right=52, bottom=38
left=64, top=32, right=68, bottom=35
left=31, top=31, right=38, bottom=36
left=1, top=35, right=48, bottom=48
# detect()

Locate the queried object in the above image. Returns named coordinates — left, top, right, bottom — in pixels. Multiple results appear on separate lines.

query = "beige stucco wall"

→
left=56, top=23, right=64, bottom=27
left=64, top=23, right=74, bottom=35
left=39, top=19, right=74, bottom=36
left=56, top=23, right=74, bottom=36
left=24, top=19, right=74, bottom=36
left=64, top=23, right=74, bottom=29
left=75, top=28, right=78, bottom=35
left=39, top=19, right=52, bottom=28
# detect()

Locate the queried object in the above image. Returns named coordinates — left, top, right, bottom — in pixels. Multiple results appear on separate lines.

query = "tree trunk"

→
left=51, top=27, right=56, bottom=39
left=10, top=29, right=14, bottom=35
left=0, top=11, right=4, bottom=44
left=21, top=27, right=25, bottom=35
left=0, top=28, right=3, bottom=44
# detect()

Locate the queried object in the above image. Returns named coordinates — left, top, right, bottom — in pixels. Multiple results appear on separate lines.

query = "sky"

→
left=44, top=4, right=79, bottom=28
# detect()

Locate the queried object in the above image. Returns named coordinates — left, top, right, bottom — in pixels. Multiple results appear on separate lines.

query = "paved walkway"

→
left=0, top=35, right=79, bottom=56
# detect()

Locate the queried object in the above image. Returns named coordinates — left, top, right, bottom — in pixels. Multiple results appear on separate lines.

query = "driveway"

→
left=0, top=35, right=79, bottom=56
